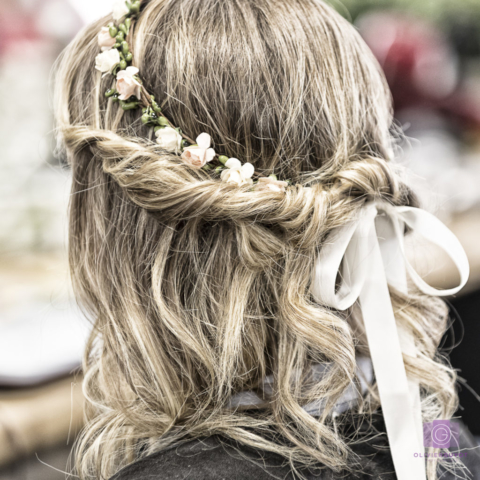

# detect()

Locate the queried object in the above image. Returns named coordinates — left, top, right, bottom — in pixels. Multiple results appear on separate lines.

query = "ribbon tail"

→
left=397, top=326, right=424, bottom=446
left=378, top=212, right=424, bottom=448
left=359, top=234, right=426, bottom=480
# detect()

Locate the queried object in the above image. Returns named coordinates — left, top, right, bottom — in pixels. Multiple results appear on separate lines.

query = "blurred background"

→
left=0, top=0, right=479, bottom=478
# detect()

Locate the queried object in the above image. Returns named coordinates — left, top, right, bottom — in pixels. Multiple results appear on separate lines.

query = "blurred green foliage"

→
left=330, top=0, right=480, bottom=23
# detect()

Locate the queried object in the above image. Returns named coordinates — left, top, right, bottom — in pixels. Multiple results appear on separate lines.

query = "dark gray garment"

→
left=110, top=418, right=480, bottom=480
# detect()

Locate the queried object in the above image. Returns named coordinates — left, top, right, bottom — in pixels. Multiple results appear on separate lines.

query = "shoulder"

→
left=108, top=434, right=395, bottom=480
left=109, top=421, right=480, bottom=480
left=109, top=435, right=291, bottom=480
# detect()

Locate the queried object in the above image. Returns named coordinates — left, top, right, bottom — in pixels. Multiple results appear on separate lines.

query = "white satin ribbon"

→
left=312, top=201, right=469, bottom=480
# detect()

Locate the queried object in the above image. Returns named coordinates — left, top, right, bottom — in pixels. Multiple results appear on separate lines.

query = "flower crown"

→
left=95, top=0, right=288, bottom=193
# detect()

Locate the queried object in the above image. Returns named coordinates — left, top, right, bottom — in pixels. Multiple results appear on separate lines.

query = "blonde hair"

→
left=54, top=0, right=457, bottom=478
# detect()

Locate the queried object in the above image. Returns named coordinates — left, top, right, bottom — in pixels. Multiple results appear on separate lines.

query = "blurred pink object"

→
left=358, top=12, right=480, bottom=130
left=0, top=1, right=40, bottom=55
left=0, top=0, right=82, bottom=57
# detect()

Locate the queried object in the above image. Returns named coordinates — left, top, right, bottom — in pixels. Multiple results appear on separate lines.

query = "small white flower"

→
left=112, top=0, right=129, bottom=20
left=220, top=158, right=255, bottom=186
left=254, top=176, right=288, bottom=193
left=95, top=48, right=120, bottom=74
left=156, top=127, right=183, bottom=152
left=116, top=66, right=142, bottom=100
left=181, top=133, right=216, bottom=168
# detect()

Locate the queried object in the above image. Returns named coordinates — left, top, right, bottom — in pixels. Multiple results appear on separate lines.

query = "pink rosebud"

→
left=254, top=176, right=288, bottom=193
left=116, top=67, right=142, bottom=101
left=98, top=27, right=116, bottom=51
left=181, top=133, right=216, bottom=168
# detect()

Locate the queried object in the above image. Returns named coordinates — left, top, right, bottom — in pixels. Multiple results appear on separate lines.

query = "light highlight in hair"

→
left=54, top=1, right=458, bottom=478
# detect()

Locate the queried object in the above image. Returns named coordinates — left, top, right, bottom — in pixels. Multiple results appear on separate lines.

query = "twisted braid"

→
left=63, top=125, right=413, bottom=252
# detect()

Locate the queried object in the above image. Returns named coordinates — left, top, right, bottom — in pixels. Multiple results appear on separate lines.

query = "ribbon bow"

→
left=312, top=201, right=469, bottom=480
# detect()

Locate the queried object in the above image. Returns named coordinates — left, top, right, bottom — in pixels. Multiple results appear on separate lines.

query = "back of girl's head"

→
left=55, top=1, right=455, bottom=478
